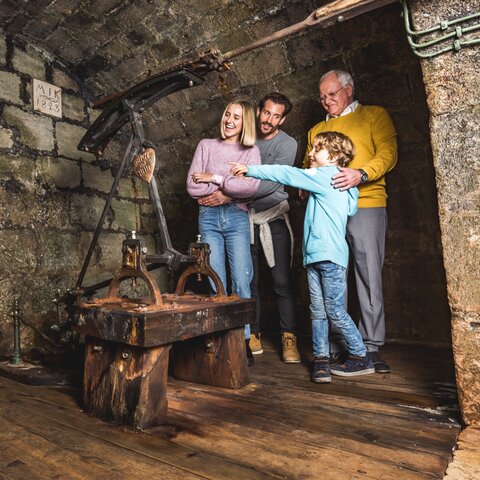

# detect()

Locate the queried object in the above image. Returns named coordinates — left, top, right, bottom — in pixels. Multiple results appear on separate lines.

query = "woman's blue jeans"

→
left=199, top=204, right=253, bottom=338
left=307, top=261, right=366, bottom=358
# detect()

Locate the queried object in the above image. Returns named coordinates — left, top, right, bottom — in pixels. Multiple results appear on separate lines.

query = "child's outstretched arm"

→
left=230, top=162, right=249, bottom=176
left=240, top=164, right=334, bottom=195
left=191, top=172, right=214, bottom=184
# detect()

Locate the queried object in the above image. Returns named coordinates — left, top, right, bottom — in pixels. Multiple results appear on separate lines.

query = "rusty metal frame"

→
left=75, top=70, right=205, bottom=295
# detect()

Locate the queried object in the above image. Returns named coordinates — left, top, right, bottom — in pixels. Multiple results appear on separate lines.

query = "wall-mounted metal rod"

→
left=406, top=23, right=480, bottom=49
left=407, top=37, right=480, bottom=58
left=402, top=0, right=480, bottom=36
left=402, top=0, right=480, bottom=58
left=10, top=299, right=22, bottom=365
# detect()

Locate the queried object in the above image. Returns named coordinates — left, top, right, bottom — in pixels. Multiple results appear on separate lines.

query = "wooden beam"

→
left=223, top=0, right=400, bottom=60
left=93, top=0, right=399, bottom=108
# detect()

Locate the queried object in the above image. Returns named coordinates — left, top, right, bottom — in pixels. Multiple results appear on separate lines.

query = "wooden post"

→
left=172, top=327, right=249, bottom=389
left=83, top=336, right=171, bottom=429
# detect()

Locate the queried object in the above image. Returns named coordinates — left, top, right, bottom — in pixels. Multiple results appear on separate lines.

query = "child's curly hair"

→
left=312, top=131, right=355, bottom=167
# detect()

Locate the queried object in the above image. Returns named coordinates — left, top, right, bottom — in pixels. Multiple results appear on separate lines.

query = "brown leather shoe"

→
left=281, top=332, right=301, bottom=363
left=250, top=333, right=263, bottom=355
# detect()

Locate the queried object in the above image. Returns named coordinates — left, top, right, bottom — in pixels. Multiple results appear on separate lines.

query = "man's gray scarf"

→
left=249, top=199, right=294, bottom=268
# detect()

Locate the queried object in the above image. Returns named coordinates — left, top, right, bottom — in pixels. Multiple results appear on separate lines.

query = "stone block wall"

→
left=0, top=1, right=455, bottom=357
left=409, top=0, right=480, bottom=425
left=0, top=35, right=158, bottom=356
left=139, top=2, right=451, bottom=345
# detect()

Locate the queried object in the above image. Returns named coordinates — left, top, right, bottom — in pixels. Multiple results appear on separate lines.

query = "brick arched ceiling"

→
left=0, top=0, right=318, bottom=97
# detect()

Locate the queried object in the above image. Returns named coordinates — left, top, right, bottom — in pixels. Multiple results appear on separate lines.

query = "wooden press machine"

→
left=67, top=54, right=253, bottom=430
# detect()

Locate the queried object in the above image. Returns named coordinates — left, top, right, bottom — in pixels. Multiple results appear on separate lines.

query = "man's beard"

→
left=259, top=122, right=278, bottom=135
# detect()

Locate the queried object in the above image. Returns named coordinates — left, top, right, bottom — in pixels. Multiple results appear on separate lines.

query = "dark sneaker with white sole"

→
left=367, top=351, right=391, bottom=373
left=329, top=351, right=348, bottom=366
left=330, top=354, right=375, bottom=377
left=311, top=356, right=331, bottom=383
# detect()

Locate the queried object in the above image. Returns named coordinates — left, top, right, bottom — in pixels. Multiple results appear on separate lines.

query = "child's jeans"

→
left=306, top=261, right=366, bottom=358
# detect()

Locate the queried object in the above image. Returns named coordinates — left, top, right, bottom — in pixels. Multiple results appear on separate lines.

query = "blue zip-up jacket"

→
left=246, top=165, right=358, bottom=269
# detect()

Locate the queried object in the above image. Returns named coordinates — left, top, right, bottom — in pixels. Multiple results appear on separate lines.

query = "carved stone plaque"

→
left=32, top=79, right=62, bottom=118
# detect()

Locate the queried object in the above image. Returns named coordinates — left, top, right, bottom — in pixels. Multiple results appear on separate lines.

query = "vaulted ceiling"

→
left=0, top=0, right=321, bottom=97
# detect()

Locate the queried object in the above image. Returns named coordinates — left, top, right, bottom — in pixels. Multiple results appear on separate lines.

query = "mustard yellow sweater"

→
left=303, top=105, right=397, bottom=208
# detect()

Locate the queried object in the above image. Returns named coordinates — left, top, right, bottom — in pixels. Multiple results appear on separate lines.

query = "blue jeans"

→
left=199, top=204, right=253, bottom=338
left=307, top=261, right=366, bottom=358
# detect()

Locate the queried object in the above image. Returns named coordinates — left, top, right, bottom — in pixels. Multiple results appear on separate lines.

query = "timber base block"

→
left=79, top=293, right=253, bottom=429
left=83, top=336, right=171, bottom=430
left=172, top=327, right=249, bottom=389
left=82, top=327, right=250, bottom=430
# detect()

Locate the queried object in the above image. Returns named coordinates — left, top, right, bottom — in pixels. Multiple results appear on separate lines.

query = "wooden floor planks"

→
left=0, top=339, right=460, bottom=479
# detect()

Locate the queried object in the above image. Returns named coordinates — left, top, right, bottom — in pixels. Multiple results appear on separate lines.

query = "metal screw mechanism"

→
left=10, top=299, right=22, bottom=365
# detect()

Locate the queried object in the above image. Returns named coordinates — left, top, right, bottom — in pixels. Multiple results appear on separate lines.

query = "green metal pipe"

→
left=406, top=23, right=480, bottom=49
left=402, top=0, right=480, bottom=58
left=402, top=0, right=480, bottom=36
left=410, top=38, right=480, bottom=58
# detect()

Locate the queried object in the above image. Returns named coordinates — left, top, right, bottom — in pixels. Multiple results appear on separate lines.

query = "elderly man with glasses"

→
left=303, top=69, right=397, bottom=373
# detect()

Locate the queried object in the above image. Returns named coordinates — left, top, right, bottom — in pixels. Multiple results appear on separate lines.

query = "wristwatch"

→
left=358, top=169, right=369, bottom=184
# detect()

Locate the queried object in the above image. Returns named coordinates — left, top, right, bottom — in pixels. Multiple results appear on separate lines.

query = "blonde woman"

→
left=187, top=100, right=260, bottom=363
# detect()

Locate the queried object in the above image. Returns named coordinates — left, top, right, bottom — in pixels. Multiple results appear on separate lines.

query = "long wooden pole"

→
left=94, top=0, right=398, bottom=108
left=223, top=0, right=398, bottom=60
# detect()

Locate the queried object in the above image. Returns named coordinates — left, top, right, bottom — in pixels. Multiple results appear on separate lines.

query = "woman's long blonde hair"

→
left=220, top=100, right=256, bottom=147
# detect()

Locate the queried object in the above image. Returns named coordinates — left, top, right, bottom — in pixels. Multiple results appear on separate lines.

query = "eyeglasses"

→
left=318, top=85, right=349, bottom=103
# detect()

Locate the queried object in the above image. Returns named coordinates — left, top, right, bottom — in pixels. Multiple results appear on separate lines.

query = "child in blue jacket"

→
left=231, top=131, right=374, bottom=382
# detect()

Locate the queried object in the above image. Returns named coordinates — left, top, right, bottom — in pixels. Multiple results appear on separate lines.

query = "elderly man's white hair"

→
left=319, top=70, right=355, bottom=96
